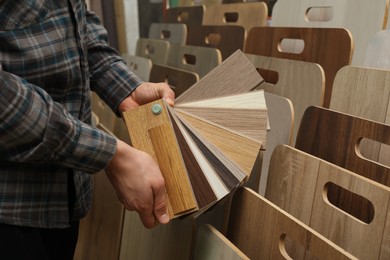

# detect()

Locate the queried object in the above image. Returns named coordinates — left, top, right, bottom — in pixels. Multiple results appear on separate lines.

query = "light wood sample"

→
left=148, top=22, right=187, bottom=45
left=363, top=30, right=390, bottom=70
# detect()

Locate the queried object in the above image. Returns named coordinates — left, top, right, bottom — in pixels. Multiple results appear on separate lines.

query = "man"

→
left=0, top=1, right=173, bottom=259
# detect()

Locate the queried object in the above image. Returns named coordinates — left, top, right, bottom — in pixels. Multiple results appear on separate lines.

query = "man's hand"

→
left=118, top=82, right=175, bottom=112
left=105, top=139, right=170, bottom=228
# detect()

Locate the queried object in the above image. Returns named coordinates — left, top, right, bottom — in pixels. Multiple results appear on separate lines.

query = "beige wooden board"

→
left=74, top=172, right=124, bottom=260
left=266, top=145, right=320, bottom=224
left=119, top=211, right=194, bottom=260
left=194, top=224, right=249, bottom=260
left=266, top=145, right=390, bottom=259
left=122, top=100, right=197, bottom=217
left=91, top=93, right=116, bottom=133
left=363, top=30, right=390, bottom=69
left=380, top=206, right=390, bottom=259
left=271, top=0, right=389, bottom=65
left=121, top=54, right=152, bottom=81
left=135, top=38, right=170, bottom=65
left=176, top=50, right=264, bottom=104
left=165, top=5, right=205, bottom=25
left=148, top=22, right=187, bottom=45
left=149, top=63, right=199, bottom=97
left=311, top=159, right=390, bottom=260
left=175, top=45, right=222, bottom=78
left=330, top=66, right=390, bottom=166
left=227, top=187, right=357, bottom=260
left=175, top=110, right=262, bottom=177
left=113, top=0, right=127, bottom=54
left=202, top=2, right=268, bottom=33
left=246, top=53, right=324, bottom=145
left=256, top=92, right=294, bottom=196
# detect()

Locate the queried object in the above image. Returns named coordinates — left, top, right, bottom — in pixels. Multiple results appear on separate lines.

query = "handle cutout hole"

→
left=129, top=62, right=138, bottom=71
left=164, top=76, right=177, bottom=90
left=224, top=12, right=239, bottom=23
left=278, top=38, right=305, bottom=54
left=205, top=33, right=221, bottom=45
left=177, top=12, right=189, bottom=22
left=161, top=30, right=171, bottom=39
left=256, top=68, right=279, bottom=85
left=357, top=138, right=390, bottom=168
left=145, top=45, right=155, bottom=55
left=324, top=182, right=375, bottom=224
left=279, top=234, right=316, bottom=259
left=183, top=54, right=197, bottom=65
left=305, top=6, right=334, bottom=22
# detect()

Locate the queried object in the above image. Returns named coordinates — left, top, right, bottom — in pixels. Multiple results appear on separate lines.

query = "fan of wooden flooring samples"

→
left=122, top=50, right=267, bottom=218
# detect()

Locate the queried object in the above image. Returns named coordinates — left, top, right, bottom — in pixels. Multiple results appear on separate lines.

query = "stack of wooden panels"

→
left=122, top=50, right=268, bottom=218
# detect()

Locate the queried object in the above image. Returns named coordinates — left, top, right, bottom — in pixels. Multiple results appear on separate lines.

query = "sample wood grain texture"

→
left=165, top=5, right=205, bottom=25
left=186, top=25, right=246, bottom=60
left=113, top=0, right=127, bottom=54
left=202, top=2, right=268, bottom=33
left=329, top=66, right=390, bottom=165
left=121, top=54, right=152, bottom=81
left=149, top=64, right=199, bottom=97
left=74, top=172, right=124, bottom=260
left=256, top=92, right=294, bottom=195
left=363, top=30, right=390, bottom=70
left=266, top=144, right=390, bottom=259
left=194, top=224, right=249, bottom=260
left=148, top=22, right=187, bottom=45
left=246, top=53, right=324, bottom=144
left=244, top=26, right=352, bottom=108
left=176, top=50, right=264, bottom=104
left=227, top=187, right=357, bottom=260
left=176, top=90, right=268, bottom=144
left=135, top=38, right=170, bottom=65
left=122, top=99, right=197, bottom=217
left=271, top=0, right=389, bottom=65
left=175, top=44, right=222, bottom=78
left=295, top=106, right=390, bottom=224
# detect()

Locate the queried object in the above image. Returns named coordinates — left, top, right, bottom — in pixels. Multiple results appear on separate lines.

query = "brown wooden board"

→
left=186, top=25, right=246, bottom=60
left=295, top=106, right=390, bottom=223
left=244, top=26, right=352, bottom=108
left=227, top=187, right=357, bottom=260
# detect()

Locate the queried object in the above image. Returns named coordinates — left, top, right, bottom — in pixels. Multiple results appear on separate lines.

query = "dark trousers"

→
left=0, top=221, right=79, bottom=260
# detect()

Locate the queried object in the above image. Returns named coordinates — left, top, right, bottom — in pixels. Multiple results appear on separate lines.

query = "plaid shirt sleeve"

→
left=86, top=10, right=143, bottom=116
left=0, top=66, right=117, bottom=173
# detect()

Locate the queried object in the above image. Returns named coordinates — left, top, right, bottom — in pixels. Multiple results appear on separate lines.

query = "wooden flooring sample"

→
left=122, top=99, right=197, bottom=218
left=176, top=50, right=264, bottom=104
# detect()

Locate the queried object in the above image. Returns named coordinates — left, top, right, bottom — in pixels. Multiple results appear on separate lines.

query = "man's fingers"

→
left=153, top=186, right=170, bottom=224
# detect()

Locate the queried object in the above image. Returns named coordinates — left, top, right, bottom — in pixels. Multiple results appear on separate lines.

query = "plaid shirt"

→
left=0, top=0, right=142, bottom=228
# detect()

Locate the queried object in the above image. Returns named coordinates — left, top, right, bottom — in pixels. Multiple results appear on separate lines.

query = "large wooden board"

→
left=148, top=22, right=187, bottom=45
left=121, top=54, right=152, bottom=81
left=149, top=64, right=199, bottom=97
left=194, top=224, right=249, bottom=260
left=135, top=38, right=170, bottom=65
left=295, top=106, right=390, bottom=223
left=244, top=26, right=352, bottom=108
left=202, top=2, right=268, bottom=33
left=271, top=0, right=389, bottom=65
left=174, top=45, right=222, bottom=78
left=227, top=187, right=357, bottom=260
left=165, top=5, right=205, bottom=26
left=246, top=53, right=324, bottom=144
left=187, top=25, right=246, bottom=60
left=363, top=30, right=390, bottom=70
left=266, top=144, right=390, bottom=259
